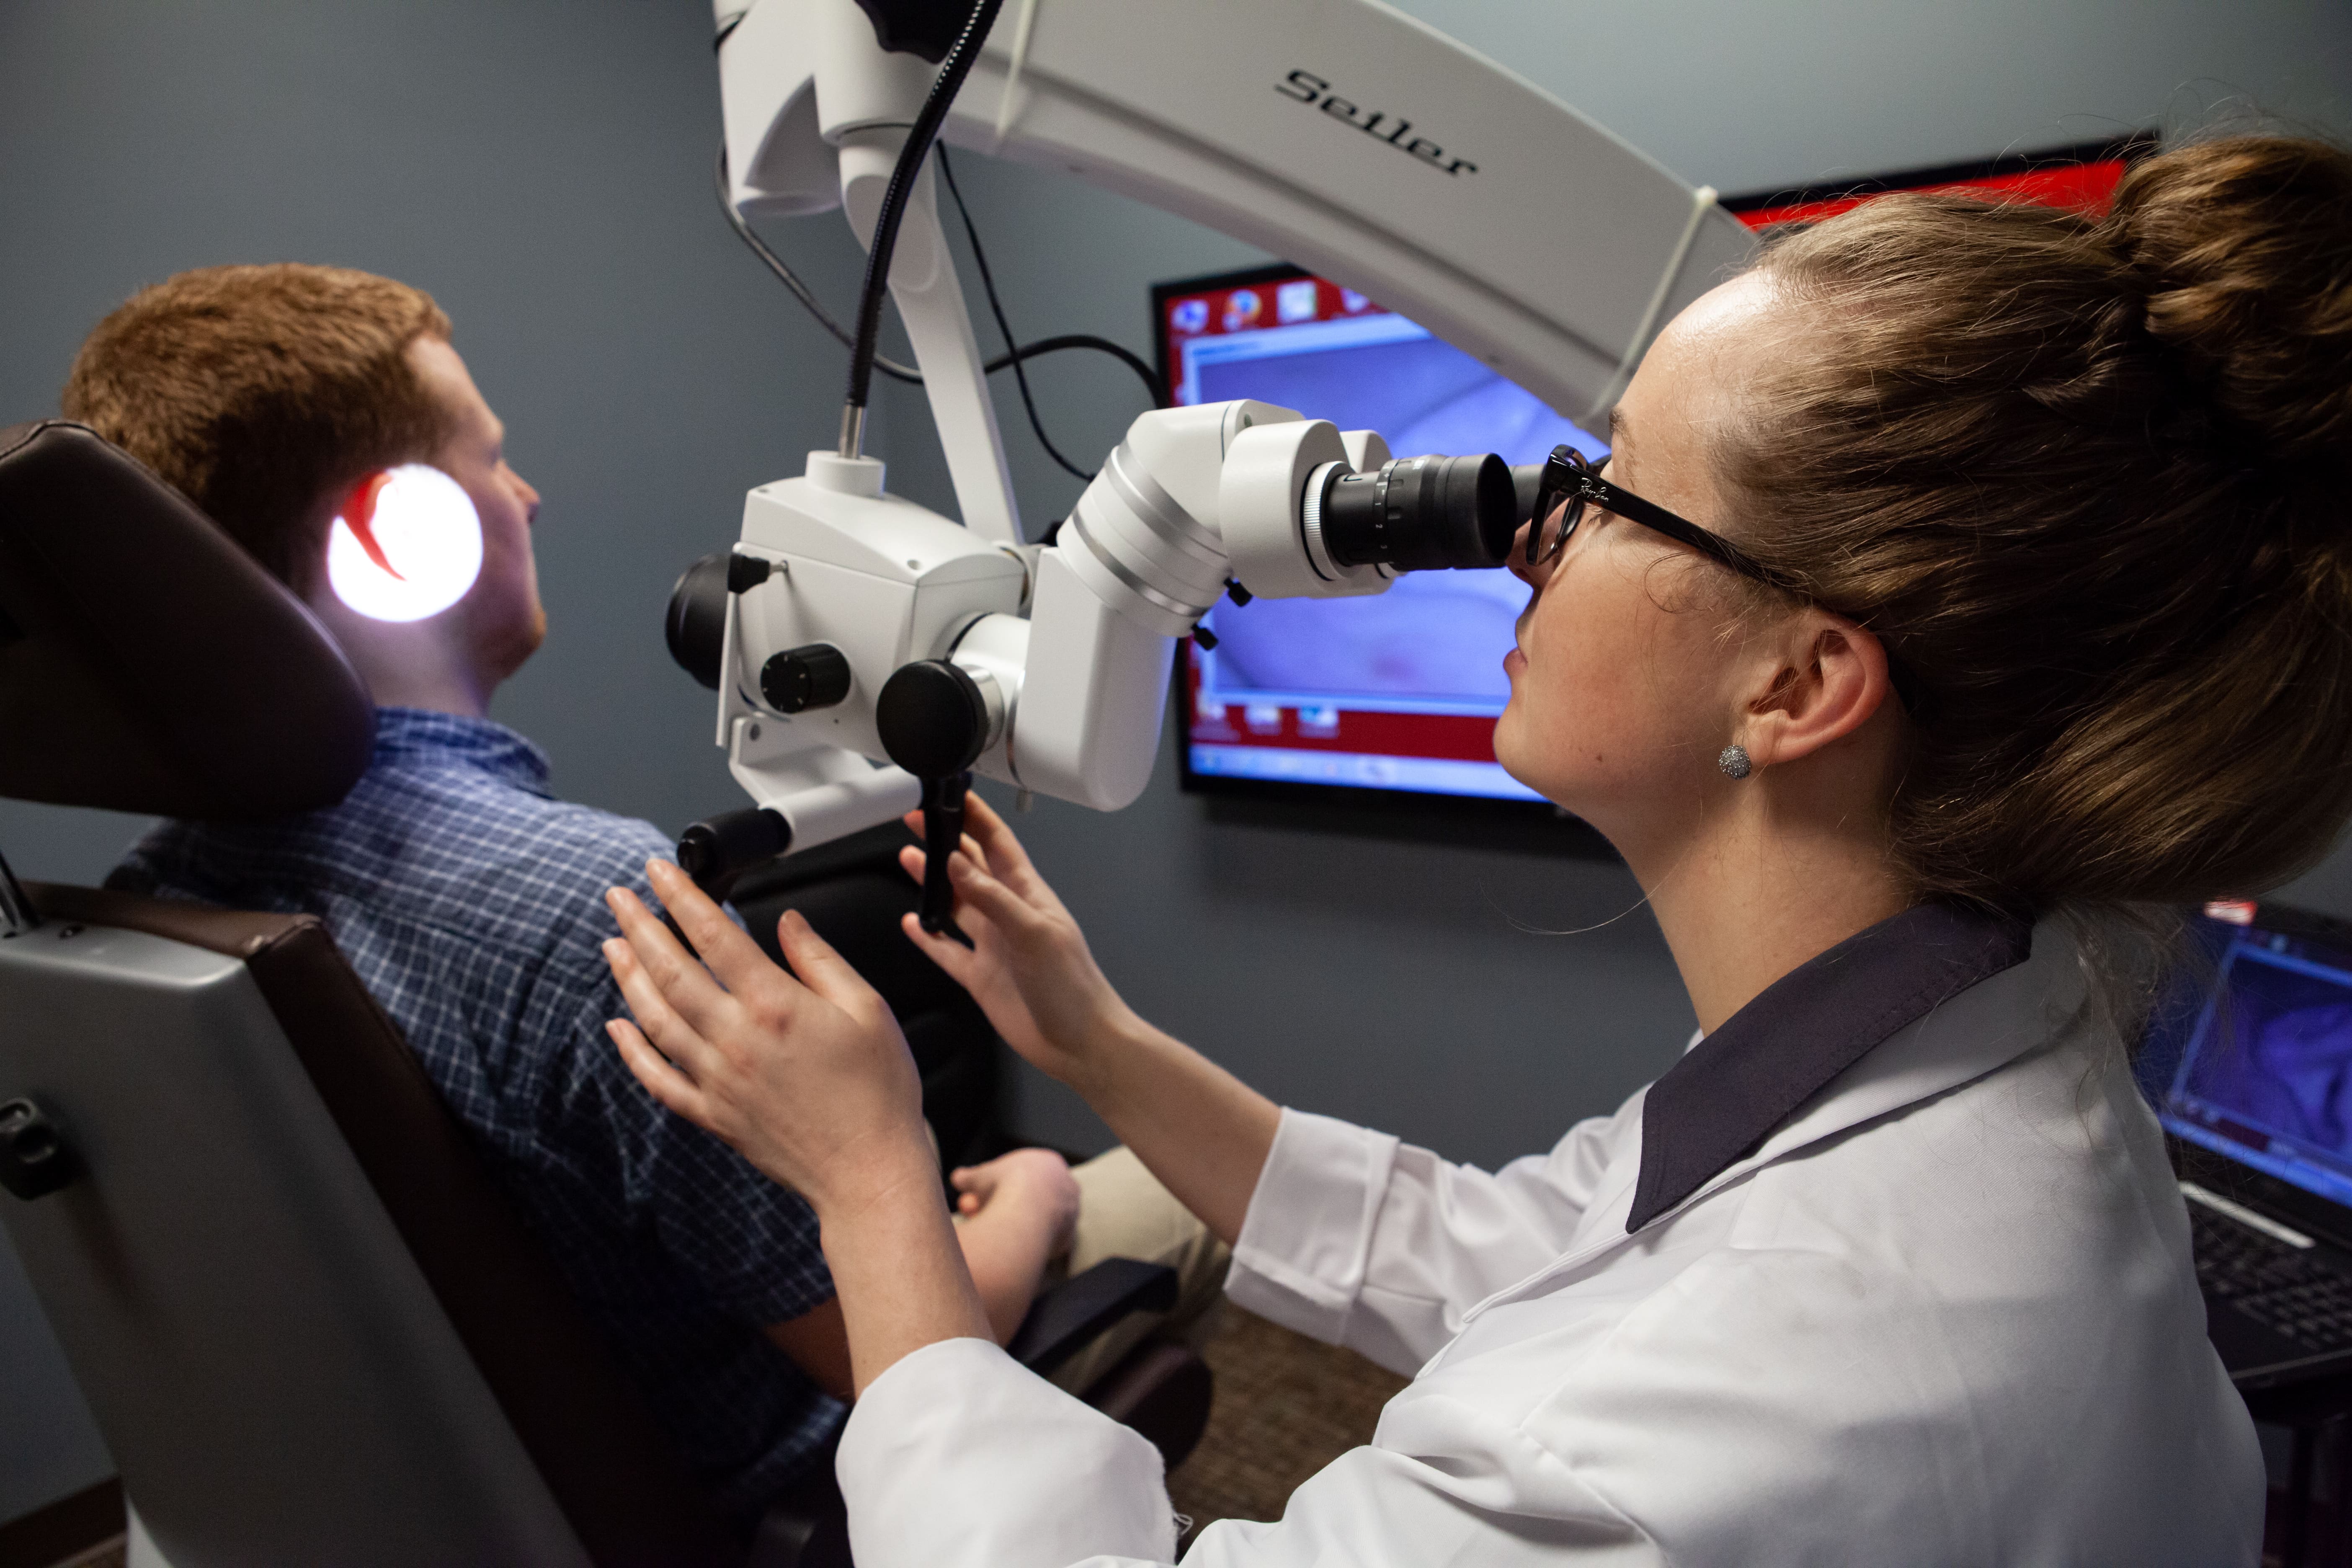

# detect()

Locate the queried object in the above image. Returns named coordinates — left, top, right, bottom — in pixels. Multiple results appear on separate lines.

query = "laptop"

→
left=2141, top=898, right=2352, bottom=1389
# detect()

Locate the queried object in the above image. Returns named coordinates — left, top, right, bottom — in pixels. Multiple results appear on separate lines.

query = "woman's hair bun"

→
left=1728, top=133, right=2352, bottom=917
left=2100, top=137, right=2352, bottom=470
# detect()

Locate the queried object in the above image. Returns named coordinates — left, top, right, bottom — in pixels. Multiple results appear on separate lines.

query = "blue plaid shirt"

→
left=115, top=707, right=844, bottom=1519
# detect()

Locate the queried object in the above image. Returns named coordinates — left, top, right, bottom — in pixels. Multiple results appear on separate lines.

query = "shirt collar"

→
left=370, top=706, right=554, bottom=798
left=1627, top=902, right=2034, bottom=1233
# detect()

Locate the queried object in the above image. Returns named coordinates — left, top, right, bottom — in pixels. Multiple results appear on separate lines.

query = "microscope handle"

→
left=920, top=771, right=975, bottom=948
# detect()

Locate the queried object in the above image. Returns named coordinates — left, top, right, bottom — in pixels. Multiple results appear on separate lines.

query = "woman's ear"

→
left=1739, top=612, right=1895, bottom=770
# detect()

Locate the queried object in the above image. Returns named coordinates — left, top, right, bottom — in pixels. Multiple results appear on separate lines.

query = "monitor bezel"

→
left=1716, top=132, right=2156, bottom=221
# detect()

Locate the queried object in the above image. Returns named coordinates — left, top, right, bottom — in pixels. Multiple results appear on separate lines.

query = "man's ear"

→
left=1739, top=612, right=1895, bottom=770
left=291, top=488, right=349, bottom=610
left=312, top=464, right=482, bottom=623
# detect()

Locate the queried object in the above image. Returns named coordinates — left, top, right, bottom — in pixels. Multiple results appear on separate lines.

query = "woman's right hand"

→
left=898, top=794, right=1134, bottom=1088
left=906, top=794, right=1283, bottom=1248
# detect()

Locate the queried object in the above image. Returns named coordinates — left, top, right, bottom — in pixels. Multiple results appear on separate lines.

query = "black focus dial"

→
left=877, top=660, right=990, bottom=778
left=759, top=644, right=853, bottom=714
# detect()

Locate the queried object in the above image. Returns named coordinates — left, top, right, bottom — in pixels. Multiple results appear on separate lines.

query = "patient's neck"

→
left=305, top=593, right=498, bottom=720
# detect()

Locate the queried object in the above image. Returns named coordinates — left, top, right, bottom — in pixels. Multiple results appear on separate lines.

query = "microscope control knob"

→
left=877, top=660, right=990, bottom=778
left=760, top=644, right=853, bottom=714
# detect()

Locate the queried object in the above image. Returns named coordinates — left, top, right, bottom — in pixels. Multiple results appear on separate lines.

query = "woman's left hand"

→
left=601, top=858, right=933, bottom=1216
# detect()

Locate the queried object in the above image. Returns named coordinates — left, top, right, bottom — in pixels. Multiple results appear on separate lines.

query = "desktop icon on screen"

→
left=1171, top=298, right=1208, bottom=335
left=1222, top=289, right=1262, bottom=333
left=1277, top=279, right=1320, bottom=323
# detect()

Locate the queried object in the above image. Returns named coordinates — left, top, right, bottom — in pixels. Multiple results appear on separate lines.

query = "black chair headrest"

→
left=0, top=420, right=374, bottom=820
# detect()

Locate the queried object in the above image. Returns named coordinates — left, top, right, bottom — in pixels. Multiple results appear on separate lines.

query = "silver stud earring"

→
left=1717, top=744, right=1752, bottom=780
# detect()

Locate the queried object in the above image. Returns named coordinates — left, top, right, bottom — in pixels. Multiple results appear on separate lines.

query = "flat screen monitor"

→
left=1159, top=136, right=2147, bottom=821
left=1158, top=263, right=1600, bottom=812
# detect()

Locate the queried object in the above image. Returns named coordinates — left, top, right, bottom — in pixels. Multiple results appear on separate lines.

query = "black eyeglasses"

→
left=1524, top=444, right=1797, bottom=592
left=1524, top=444, right=1936, bottom=721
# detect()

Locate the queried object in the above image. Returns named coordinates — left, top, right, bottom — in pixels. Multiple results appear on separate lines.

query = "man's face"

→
left=407, top=335, right=545, bottom=683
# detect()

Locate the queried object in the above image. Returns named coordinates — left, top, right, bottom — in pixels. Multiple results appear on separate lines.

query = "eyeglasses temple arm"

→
left=1583, top=478, right=1801, bottom=594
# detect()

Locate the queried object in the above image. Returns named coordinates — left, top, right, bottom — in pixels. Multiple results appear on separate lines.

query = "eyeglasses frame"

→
left=1524, top=445, right=1796, bottom=588
left=1523, top=444, right=1934, bottom=721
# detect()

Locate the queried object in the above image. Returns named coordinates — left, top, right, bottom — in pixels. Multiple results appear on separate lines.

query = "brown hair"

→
left=62, top=264, right=454, bottom=586
left=1719, top=136, right=2352, bottom=918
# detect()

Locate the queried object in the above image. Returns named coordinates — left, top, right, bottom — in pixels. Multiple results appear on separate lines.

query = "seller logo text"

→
left=1274, top=70, right=1478, bottom=177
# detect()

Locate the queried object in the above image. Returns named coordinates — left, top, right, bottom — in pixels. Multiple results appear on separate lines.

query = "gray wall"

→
left=3, top=0, right=2349, bottom=1528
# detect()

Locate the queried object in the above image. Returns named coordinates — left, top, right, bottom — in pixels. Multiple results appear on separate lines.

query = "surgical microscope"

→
left=664, top=0, right=1755, bottom=934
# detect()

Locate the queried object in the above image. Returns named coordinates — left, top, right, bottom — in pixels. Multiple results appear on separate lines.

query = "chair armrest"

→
left=1006, top=1257, right=1178, bottom=1378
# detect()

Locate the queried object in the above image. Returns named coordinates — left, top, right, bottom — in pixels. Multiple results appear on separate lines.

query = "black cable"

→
left=844, top=0, right=1004, bottom=429
left=720, top=146, right=1164, bottom=407
left=715, top=146, right=923, bottom=385
left=987, top=334, right=1166, bottom=411
left=938, top=144, right=1096, bottom=480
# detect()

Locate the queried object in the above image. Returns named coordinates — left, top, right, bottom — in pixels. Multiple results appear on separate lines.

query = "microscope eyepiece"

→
left=1316, top=452, right=1518, bottom=573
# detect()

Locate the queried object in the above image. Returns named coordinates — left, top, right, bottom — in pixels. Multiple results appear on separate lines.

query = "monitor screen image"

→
left=1161, top=137, right=2145, bottom=815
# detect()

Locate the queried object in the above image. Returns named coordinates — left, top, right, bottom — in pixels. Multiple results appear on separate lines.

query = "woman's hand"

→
left=897, top=794, right=1135, bottom=1090
left=603, top=859, right=991, bottom=1392
left=601, top=857, right=934, bottom=1217
left=902, top=794, right=1284, bottom=1248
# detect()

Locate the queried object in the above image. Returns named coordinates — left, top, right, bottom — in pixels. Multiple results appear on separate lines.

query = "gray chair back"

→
left=3, top=900, right=593, bottom=1565
left=0, top=422, right=739, bottom=1566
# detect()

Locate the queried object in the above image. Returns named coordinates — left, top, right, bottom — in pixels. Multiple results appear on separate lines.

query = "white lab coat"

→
left=836, top=925, right=2265, bottom=1566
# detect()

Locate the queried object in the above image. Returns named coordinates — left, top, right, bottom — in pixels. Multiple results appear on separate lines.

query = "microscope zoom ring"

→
left=1297, top=459, right=1350, bottom=583
left=1101, top=442, right=1227, bottom=574
left=1061, top=507, right=1209, bottom=622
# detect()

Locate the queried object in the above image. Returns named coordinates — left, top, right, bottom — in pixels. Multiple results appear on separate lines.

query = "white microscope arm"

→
left=717, top=0, right=1754, bottom=445
left=677, top=0, right=1754, bottom=887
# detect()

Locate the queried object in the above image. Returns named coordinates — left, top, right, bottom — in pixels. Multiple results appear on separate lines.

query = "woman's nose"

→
left=1506, top=523, right=1548, bottom=589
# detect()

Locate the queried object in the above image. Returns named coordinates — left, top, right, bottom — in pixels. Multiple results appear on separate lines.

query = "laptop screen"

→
left=2162, top=905, right=2352, bottom=1212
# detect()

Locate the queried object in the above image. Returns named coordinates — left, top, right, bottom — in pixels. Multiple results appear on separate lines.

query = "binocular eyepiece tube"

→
left=1308, top=452, right=1522, bottom=573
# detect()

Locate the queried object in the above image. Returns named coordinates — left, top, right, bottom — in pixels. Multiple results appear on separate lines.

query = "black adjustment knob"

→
left=0, top=1098, right=77, bottom=1201
left=877, top=660, right=990, bottom=778
left=675, top=807, right=793, bottom=905
left=760, top=644, right=853, bottom=714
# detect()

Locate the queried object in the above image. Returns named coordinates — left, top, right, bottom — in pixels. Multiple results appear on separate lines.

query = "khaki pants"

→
left=1046, top=1147, right=1230, bottom=1394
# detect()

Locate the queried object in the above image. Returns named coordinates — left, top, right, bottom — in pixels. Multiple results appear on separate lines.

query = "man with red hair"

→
left=67, top=263, right=1089, bottom=1523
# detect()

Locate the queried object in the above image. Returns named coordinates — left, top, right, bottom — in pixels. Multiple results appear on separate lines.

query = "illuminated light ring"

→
left=325, top=463, right=483, bottom=622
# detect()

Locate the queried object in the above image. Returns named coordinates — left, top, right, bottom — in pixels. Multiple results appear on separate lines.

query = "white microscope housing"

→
left=678, top=0, right=1754, bottom=869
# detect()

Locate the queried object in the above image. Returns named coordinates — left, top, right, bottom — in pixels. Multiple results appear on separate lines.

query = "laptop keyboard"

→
left=2192, top=1202, right=2352, bottom=1352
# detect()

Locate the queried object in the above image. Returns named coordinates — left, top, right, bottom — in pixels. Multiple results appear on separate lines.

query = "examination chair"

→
left=0, top=420, right=1210, bottom=1568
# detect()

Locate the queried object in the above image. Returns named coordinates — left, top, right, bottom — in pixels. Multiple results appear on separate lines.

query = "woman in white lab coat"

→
left=598, top=136, right=2352, bottom=1565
